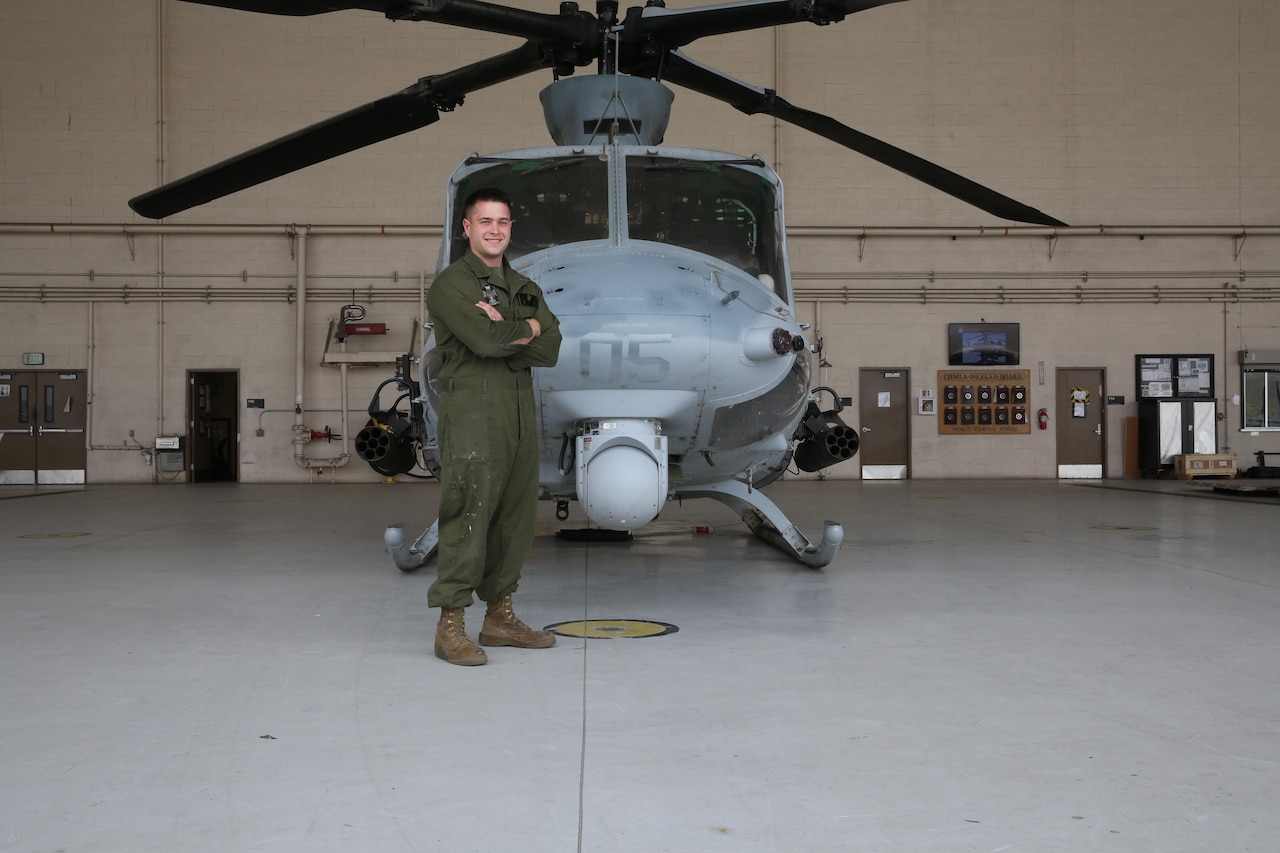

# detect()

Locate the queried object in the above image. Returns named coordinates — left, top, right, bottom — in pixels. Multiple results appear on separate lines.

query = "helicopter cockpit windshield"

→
left=449, top=157, right=611, bottom=263
left=448, top=154, right=786, bottom=299
left=626, top=156, right=785, bottom=296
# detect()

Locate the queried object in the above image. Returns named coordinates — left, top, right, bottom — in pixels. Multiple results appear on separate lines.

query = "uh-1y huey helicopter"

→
left=130, top=0, right=1065, bottom=569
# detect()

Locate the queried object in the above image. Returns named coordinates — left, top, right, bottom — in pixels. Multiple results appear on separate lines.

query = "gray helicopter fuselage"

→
left=422, top=143, right=812, bottom=517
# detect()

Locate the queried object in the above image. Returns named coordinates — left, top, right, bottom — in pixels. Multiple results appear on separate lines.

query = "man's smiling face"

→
left=463, top=199, right=513, bottom=268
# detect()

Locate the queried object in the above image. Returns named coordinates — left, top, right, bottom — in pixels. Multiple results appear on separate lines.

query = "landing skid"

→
left=385, top=520, right=438, bottom=572
left=384, top=481, right=842, bottom=570
left=681, top=479, right=843, bottom=569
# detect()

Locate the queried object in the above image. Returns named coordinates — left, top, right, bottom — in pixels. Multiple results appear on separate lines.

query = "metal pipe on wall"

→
left=1, top=288, right=1250, bottom=303
left=154, top=0, right=166, bottom=481
left=289, top=227, right=351, bottom=473
left=154, top=0, right=165, bottom=189
left=4, top=222, right=1277, bottom=240
left=1222, top=302, right=1232, bottom=455
left=86, top=302, right=95, bottom=449
left=292, top=227, right=309, bottom=464
left=295, top=228, right=306, bottom=422
left=8, top=268, right=1277, bottom=285
left=154, top=294, right=163, bottom=483
left=785, top=225, right=1280, bottom=239
left=0, top=224, right=443, bottom=237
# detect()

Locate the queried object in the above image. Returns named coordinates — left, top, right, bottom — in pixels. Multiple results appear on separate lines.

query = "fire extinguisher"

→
left=1037, top=408, right=1049, bottom=430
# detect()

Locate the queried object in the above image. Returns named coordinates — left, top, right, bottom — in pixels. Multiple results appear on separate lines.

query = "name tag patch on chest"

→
left=480, top=284, right=501, bottom=306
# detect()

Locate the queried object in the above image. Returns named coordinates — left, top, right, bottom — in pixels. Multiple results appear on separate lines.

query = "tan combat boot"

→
left=435, top=607, right=488, bottom=666
left=479, top=596, right=556, bottom=649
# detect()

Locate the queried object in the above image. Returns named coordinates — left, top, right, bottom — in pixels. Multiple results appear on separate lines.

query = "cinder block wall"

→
left=1, top=0, right=1278, bottom=482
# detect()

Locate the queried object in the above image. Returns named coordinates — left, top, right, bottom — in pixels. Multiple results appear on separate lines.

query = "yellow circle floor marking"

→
left=546, top=619, right=679, bottom=639
left=19, top=532, right=91, bottom=539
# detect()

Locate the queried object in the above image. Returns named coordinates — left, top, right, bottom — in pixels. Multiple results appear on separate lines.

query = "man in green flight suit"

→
left=426, top=187, right=563, bottom=666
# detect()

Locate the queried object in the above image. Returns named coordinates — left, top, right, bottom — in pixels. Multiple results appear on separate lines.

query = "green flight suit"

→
left=425, top=250, right=562, bottom=609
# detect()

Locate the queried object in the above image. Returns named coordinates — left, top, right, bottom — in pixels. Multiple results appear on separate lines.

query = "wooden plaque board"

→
left=937, top=369, right=1032, bottom=435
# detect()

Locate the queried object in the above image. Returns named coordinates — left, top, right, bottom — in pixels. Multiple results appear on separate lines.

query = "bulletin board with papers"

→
left=1135, top=354, right=1214, bottom=400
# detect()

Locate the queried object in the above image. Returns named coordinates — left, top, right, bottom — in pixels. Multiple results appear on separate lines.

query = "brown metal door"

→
left=0, top=370, right=87, bottom=485
left=1056, top=367, right=1105, bottom=478
left=857, top=368, right=910, bottom=479
left=36, top=371, right=88, bottom=484
left=0, top=371, right=38, bottom=484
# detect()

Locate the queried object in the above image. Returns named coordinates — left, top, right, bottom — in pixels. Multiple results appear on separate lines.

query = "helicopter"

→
left=130, top=0, right=1065, bottom=569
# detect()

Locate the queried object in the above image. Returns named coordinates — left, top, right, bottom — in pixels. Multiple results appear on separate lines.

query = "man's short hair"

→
left=463, top=188, right=512, bottom=221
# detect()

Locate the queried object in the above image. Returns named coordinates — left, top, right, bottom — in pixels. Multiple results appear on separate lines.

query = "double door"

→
left=0, top=370, right=87, bottom=485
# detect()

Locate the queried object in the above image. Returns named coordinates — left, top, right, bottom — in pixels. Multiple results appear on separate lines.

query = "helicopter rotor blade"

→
left=630, top=0, right=907, bottom=48
left=175, top=1, right=408, bottom=14
left=178, top=0, right=596, bottom=45
left=129, top=42, right=551, bottom=219
left=661, top=51, right=1066, bottom=227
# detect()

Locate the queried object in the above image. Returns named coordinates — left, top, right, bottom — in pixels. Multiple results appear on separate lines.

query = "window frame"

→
left=1241, top=363, right=1280, bottom=431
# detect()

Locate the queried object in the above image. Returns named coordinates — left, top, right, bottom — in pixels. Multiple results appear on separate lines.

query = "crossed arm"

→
left=475, top=300, right=540, bottom=345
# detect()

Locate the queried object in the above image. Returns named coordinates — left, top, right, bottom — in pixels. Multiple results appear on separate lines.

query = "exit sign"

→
left=22, top=353, right=44, bottom=365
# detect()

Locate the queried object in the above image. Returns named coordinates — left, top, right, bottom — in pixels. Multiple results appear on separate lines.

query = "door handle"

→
left=861, top=426, right=872, bottom=433
left=1094, top=424, right=1102, bottom=436
left=0, top=428, right=35, bottom=437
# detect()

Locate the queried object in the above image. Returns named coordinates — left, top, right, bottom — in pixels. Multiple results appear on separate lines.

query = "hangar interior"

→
left=2, top=0, right=1280, bottom=850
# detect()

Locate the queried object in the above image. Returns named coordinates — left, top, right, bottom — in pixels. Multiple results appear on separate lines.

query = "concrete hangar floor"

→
left=1, top=478, right=1277, bottom=852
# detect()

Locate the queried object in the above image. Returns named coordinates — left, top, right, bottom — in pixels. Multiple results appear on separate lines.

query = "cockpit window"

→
left=626, top=156, right=784, bottom=293
left=449, top=155, right=787, bottom=298
left=450, top=158, right=610, bottom=263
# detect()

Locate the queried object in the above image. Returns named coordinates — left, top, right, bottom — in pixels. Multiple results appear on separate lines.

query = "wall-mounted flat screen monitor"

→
left=947, top=323, right=1020, bottom=366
